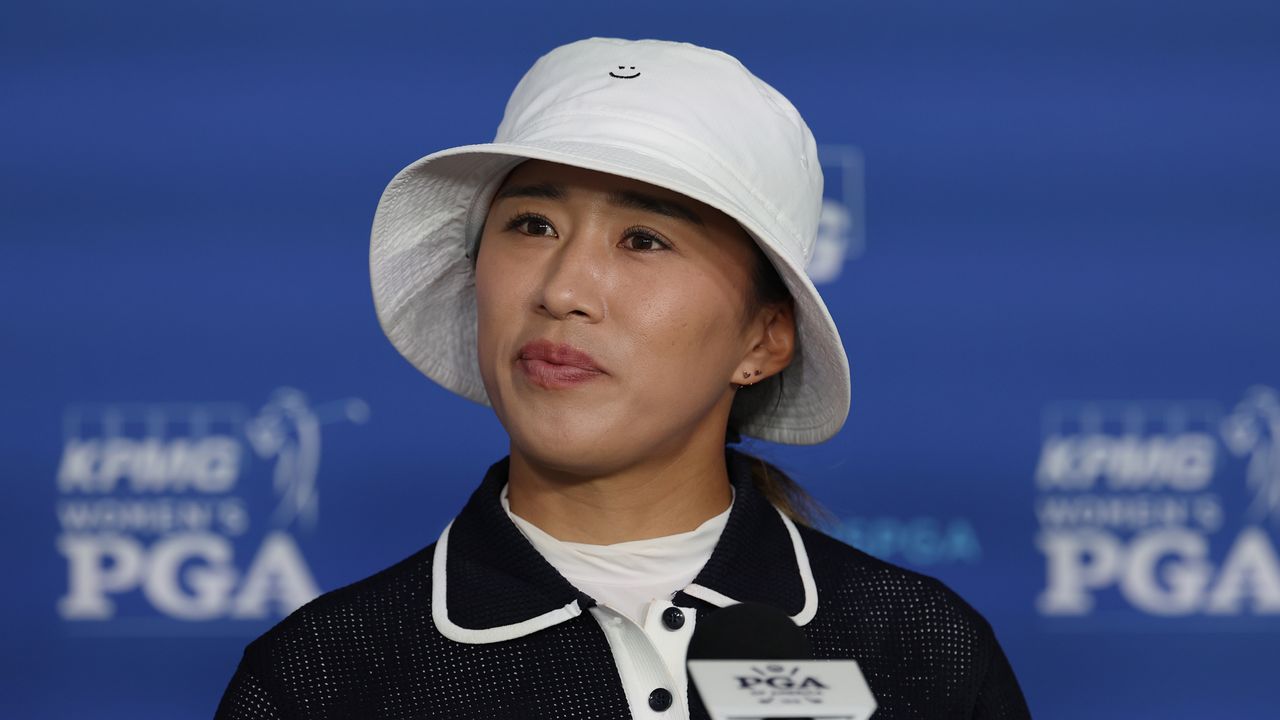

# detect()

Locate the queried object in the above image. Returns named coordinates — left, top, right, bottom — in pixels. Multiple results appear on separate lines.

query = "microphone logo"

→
left=734, top=664, right=829, bottom=704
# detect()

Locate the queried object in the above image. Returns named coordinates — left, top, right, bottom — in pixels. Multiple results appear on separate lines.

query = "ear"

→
left=731, top=301, right=796, bottom=386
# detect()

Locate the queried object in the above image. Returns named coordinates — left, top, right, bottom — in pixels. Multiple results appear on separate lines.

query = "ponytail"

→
left=726, top=426, right=836, bottom=531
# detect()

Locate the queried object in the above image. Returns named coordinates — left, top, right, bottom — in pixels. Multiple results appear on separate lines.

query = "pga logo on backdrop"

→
left=1034, top=385, right=1280, bottom=619
left=808, top=144, right=866, bottom=285
left=55, top=388, right=368, bottom=625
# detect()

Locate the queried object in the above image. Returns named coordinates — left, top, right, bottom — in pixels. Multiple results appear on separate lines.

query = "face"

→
left=473, top=159, right=791, bottom=475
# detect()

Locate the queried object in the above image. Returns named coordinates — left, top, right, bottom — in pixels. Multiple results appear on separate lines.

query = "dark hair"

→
left=727, top=236, right=835, bottom=530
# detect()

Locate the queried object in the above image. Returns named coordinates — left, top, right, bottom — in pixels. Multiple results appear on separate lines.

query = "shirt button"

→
left=648, top=687, right=673, bottom=712
left=661, top=606, right=685, bottom=630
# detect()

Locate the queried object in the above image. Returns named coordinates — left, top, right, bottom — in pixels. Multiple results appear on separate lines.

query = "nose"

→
left=537, top=225, right=608, bottom=322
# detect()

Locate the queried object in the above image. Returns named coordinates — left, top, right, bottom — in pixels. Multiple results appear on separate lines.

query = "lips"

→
left=516, top=339, right=605, bottom=389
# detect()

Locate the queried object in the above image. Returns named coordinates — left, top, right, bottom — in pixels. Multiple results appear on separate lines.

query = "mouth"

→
left=516, top=339, right=606, bottom=390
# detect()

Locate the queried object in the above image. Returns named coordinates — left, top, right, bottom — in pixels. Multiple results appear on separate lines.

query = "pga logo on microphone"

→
left=1033, top=385, right=1280, bottom=621
left=689, top=659, right=877, bottom=720
left=735, top=664, right=829, bottom=700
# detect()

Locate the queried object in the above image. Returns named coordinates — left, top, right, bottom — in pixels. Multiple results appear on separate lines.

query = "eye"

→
left=621, top=228, right=671, bottom=252
left=505, top=212, right=557, bottom=237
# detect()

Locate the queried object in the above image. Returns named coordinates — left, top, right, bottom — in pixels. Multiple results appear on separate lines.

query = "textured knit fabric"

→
left=502, top=482, right=732, bottom=718
left=214, top=448, right=1032, bottom=719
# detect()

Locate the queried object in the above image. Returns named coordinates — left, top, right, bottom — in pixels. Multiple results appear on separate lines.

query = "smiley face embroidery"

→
left=608, top=65, right=640, bottom=79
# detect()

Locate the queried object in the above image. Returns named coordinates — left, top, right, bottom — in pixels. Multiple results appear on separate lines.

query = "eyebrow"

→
left=494, top=181, right=706, bottom=226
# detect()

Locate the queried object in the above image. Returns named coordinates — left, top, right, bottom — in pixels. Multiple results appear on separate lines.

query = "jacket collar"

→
left=431, top=447, right=818, bottom=644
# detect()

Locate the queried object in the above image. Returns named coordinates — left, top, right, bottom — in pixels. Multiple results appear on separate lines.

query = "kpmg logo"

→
left=55, top=388, right=368, bottom=627
left=810, top=144, right=866, bottom=285
left=1034, top=386, right=1280, bottom=620
left=736, top=664, right=828, bottom=704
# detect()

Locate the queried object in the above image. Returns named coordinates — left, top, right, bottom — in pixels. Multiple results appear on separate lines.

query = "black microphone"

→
left=686, top=602, right=877, bottom=720
left=687, top=601, right=814, bottom=661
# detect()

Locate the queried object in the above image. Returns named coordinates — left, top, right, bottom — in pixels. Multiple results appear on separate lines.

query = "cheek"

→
left=473, top=245, right=528, bottom=384
left=617, top=268, right=746, bottom=389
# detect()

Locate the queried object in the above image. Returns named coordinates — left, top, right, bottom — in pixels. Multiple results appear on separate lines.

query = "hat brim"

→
left=370, top=140, right=850, bottom=444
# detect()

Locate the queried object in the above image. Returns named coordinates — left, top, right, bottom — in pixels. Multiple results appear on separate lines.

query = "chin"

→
left=507, top=420, right=643, bottom=477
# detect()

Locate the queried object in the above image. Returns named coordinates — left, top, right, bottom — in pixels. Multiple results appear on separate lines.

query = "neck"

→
left=505, top=442, right=734, bottom=545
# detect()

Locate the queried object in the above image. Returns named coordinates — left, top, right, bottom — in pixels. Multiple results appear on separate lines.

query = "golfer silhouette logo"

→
left=1221, top=385, right=1280, bottom=526
left=245, top=387, right=370, bottom=531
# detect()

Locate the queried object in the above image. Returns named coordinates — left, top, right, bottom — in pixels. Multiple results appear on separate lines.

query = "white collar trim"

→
left=682, top=507, right=819, bottom=626
left=431, top=505, right=818, bottom=645
left=431, top=519, right=585, bottom=644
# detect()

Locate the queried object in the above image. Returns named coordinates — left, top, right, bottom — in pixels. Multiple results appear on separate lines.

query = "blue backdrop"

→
left=4, top=1, right=1279, bottom=717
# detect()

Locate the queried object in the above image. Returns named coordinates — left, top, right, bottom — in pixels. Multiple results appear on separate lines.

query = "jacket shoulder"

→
left=251, top=539, right=438, bottom=653
left=797, top=522, right=991, bottom=630
left=216, top=541, right=440, bottom=718
left=794, top=524, right=1031, bottom=718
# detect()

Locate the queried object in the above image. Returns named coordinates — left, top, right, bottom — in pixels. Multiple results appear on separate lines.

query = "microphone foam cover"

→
left=686, top=601, right=813, bottom=661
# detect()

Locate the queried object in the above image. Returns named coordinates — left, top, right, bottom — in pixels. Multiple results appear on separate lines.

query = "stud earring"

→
left=734, top=370, right=763, bottom=390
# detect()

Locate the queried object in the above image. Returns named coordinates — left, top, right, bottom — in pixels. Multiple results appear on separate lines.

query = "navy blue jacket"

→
left=215, top=448, right=1031, bottom=719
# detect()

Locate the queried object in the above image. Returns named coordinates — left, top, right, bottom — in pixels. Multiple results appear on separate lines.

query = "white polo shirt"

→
left=500, top=483, right=733, bottom=719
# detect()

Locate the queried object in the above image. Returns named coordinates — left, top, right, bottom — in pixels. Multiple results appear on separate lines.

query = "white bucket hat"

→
left=369, top=36, right=850, bottom=444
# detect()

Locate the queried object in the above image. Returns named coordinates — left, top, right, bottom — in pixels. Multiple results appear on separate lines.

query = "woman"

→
left=215, top=37, right=1031, bottom=719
